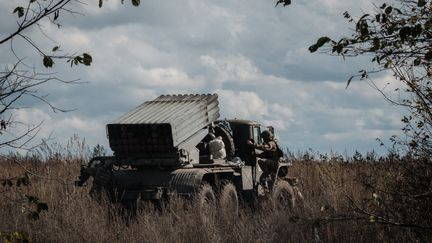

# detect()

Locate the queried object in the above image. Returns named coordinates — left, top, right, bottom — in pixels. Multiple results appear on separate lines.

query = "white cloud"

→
left=53, top=27, right=92, bottom=49
left=269, top=103, right=294, bottom=120
left=201, top=54, right=259, bottom=83
left=129, top=65, right=205, bottom=88
left=12, top=108, right=108, bottom=149
left=322, top=128, right=397, bottom=142
left=217, top=90, right=268, bottom=119
left=12, top=109, right=54, bottom=139
left=216, top=90, right=296, bottom=132
left=60, top=116, right=102, bottom=133
left=262, top=119, right=287, bottom=131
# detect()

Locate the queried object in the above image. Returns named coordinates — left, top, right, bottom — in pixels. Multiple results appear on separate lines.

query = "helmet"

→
left=206, top=132, right=216, bottom=141
left=261, top=130, right=274, bottom=142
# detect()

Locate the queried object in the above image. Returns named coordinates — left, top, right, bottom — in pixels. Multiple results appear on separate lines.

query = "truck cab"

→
left=225, top=119, right=261, bottom=165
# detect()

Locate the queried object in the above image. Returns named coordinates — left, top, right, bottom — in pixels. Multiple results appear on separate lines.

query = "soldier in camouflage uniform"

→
left=247, top=130, right=282, bottom=186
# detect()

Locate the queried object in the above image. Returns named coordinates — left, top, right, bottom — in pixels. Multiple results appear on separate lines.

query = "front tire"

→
left=90, top=167, right=113, bottom=201
left=272, top=180, right=296, bottom=211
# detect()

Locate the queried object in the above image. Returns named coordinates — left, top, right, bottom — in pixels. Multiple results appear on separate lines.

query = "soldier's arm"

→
left=255, top=142, right=276, bottom=152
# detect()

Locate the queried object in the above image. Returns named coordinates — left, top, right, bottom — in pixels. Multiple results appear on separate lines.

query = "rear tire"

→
left=196, top=183, right=216, bottom=224
left=218, top=182, right=239, bottom=221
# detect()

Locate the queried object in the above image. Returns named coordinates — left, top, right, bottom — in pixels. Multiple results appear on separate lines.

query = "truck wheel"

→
left=89, top=168, right=113, bottom=201
left=196, top=183, right=216, bottom=224
left=219, top=182, right=239, bottom=220
left=272, top=180, right=295, bottom=211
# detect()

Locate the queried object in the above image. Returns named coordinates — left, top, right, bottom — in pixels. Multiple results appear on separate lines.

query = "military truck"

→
left=75, top=94, right=301, bottom=212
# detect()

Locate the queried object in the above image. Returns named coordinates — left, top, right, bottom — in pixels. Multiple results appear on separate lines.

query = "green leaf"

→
left=425, top=50, right=432, bottom=61
left=54, top=10, right=59, bottom=21
left=308, top=36, right=331, bottom=53
left=375, top=14, right=380, bottom=22
left=412, top=24, right=422, bottom=37
left=332, top=45, right=340, bottom=53
left=399, top=26, right=411, bottom=41
left=385, top=6, right=392, bottom=14
left=369, top=215, right=376, bottom=223
left=275, top=0, right=291, bottom=7
left=381, top=13, right=388, bottom=23
left=425, top=20, right=432, bottom=29
left=82, top=53, right=92, bottom=66
left=131, top=0, right=140, bottom=6
left=13, top=7, right=24, bottom=18
left=409, top=139, right=418, bottom=148
left=343, top=11, right=351, bottom=19
left=358, top=20, right=369, bottom=37
left=43, top=56, right=54, bottom=68
left=418, top=0, right=426, bottom=7
left=346, top=76, right=354, bottom=89
left=359, top=70, right=368, bottom=79
left=358, top=14, right=370, bottom=21
left=371, top=37, right=380, bottom=51
left=356, top=15, right=370, bottom=38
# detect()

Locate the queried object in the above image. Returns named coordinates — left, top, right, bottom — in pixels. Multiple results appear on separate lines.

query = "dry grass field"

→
left=1, top=150, right=431, bottom=242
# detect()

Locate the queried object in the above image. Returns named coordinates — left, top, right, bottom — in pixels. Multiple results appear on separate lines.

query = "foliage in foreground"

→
left=0, top=151, right=431, bottom=242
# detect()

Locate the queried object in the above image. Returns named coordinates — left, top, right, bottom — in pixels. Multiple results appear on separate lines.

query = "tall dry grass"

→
left=0, top=149, right=430, bottom=242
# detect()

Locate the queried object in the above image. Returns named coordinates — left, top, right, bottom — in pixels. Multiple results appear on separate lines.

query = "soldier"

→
left=247, top=129, right=282, bottom=186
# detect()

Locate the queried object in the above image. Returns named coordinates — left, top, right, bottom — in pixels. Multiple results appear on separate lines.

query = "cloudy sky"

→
left=0, top=0, right=406, bottom=155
